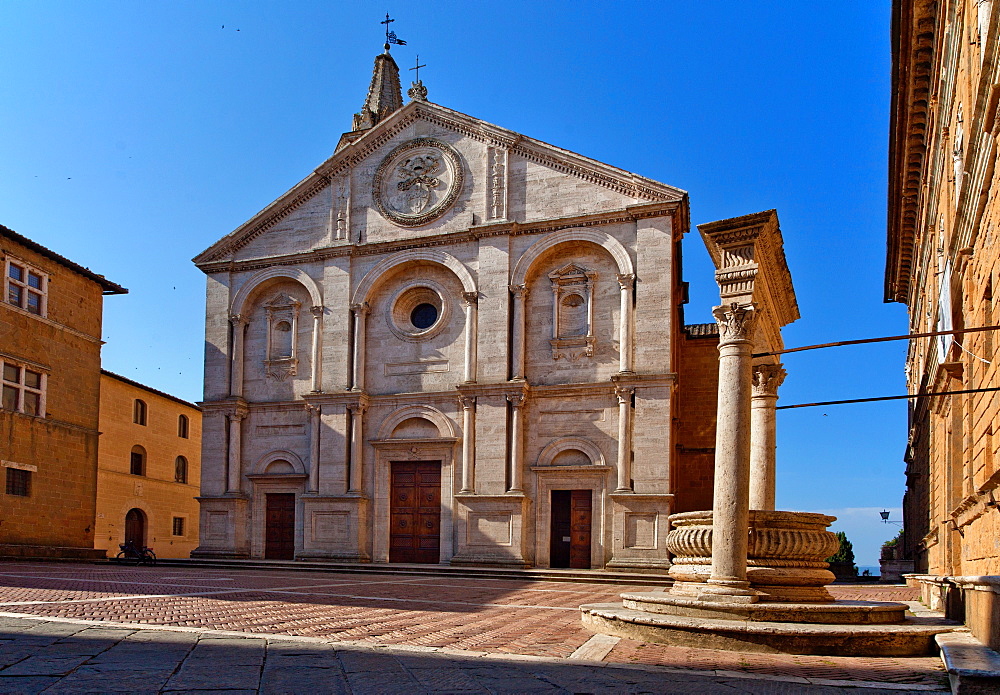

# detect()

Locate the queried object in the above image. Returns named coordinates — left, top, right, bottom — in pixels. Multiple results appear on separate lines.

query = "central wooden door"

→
left=264, top=493, right=295, bottom=560
left=389, top=461, right=441, bottom=563
left=124, top=508, right=145, bottom=549
left=550, top=490, right=592, bottom=569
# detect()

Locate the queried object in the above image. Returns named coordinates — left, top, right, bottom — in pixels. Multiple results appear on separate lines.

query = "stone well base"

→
left=580, top=602, right=957, bottom=656
left=620, top=592, right=908, bottom=624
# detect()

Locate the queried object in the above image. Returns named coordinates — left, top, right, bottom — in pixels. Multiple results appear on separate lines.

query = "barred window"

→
left=5, top=468, right=30, bottom=497
left=133, top=399, right=147, bottom=425
left=172, top=517, right=185, bottom=536
left=174, top=456, right=188, bottom=484
left=130, top=445, right=146, bottom=476
left=1, top=362, right=45, bottom=416
left=5, top=259, right=46, bottom=316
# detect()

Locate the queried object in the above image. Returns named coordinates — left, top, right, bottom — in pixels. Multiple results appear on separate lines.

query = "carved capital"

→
left=462, top=291, right=479, bottom=307
left=350, top=302, right=370, bottom=316
left=229, top=313, right=248, bottom=327
left=231, top=410, right=248, bottom=422
left=752, top=364, right=787, bottom=398
left=310, top=305, right=324, bottom=318
left=617, top=273, right=636, bottom=291
left=304, top=403, right=321, bottom=416
left=459, top=395, right=477, bottom=410
left=507, top=393, right=525, bottom=408
left=509, top=283, right=528, bottom=300
left=347, top=403, right=367, bottom=416
left=712, top=302, right=756, bottom=343
left=615, top=385, right=635, bottom=403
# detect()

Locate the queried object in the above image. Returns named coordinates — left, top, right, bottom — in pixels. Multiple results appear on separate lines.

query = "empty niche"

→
left=550, top=448, right=592, bottom=466
left=264, top=459, right=296, bottom=475
left=391, top=417, right=440, bottom=439
left=548, top=263, right=596, bottom=360
left=264, top=293, right=301, bottom=380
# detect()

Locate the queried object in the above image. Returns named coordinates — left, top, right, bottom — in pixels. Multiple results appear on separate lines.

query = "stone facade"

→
left=0, top=224, right=126, bottom=558
left=95, top=371, right=202, bottom=559
left=192, top=49, right=721, bottom=570
left=887, top=0, right=1000, bottom=649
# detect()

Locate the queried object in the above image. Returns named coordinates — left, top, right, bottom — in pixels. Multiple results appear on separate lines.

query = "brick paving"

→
left=0, top=561, right=948, bottom=693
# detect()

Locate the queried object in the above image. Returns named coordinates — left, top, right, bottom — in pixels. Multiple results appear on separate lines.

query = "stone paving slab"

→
left=0, top=561, right=952, bottom=692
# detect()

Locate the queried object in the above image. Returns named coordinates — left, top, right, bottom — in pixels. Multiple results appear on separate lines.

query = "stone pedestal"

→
left=666, top=510, right=840, bottom=602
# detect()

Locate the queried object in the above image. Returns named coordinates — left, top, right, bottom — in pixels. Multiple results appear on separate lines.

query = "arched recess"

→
left=509, top=229, right=636, bottom=377
left=511, top=229, right=634, bottom=287
left=376, top=405, right=458, bottom=440
left=230, top=266, right=323, bottom=316
left=352, top=249, right=476, bottom=306
left=536, top=437, right=606, bottom=468
left=251, top=449, right=307, bottom=476
left=350, top=249, right=480, bottom=389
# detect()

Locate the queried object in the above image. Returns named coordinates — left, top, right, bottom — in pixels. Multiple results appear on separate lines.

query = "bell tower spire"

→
left=351, top=14, right=405, bottom=132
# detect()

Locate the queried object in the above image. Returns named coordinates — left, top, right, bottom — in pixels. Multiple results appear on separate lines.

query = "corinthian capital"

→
left=617, top=273, right=635, bottom=291
left=509, top=283, right=528, bottom=300
left=712, top=302, right=756, bottom=343
left=752, top=364, right=787, bottom=398
left=462, top=291, right=479, bottom=306
left=229, top=313, right=248, bottom=327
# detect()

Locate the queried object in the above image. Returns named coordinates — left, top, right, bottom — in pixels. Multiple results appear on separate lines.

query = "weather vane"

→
left=381, top=13, right=406, bottom=49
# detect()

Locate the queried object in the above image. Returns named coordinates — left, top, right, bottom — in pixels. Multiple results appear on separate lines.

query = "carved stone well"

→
left=665, top=510, right=839, bottom=603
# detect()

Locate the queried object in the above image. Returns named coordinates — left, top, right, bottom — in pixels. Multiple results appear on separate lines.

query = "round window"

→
left=388, top=284, right=448, bottom=340
left=410, top=303, right=438, bottom=329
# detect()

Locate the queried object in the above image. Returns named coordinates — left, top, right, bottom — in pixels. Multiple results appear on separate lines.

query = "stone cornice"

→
left=192, top=99, right=686, bottom=268
left=885, top=0, right=938, bottom=303
left=195, top=203, right=683, bottom=276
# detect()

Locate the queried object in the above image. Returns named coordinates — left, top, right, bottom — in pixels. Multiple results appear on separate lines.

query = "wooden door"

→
left=550, top=490, right=591, bottom=569
left=264, top=493, right=295, bottom=560
left=124, top=508, right=145, bottom=550
left=569, top=490, right=592, bottom=569
left=389, top=461, right=441, bottom=563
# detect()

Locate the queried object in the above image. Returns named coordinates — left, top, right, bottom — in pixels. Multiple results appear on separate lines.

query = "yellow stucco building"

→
left=96, top=370, right=201, bottom=559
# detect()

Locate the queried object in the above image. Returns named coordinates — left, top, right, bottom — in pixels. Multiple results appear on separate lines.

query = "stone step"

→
left=581, top=602, right=959, bottom=656
left=621, top=591, right=909, bottom=624
left=102, top=557, right=674, bottom=586
left=936, top=631, right=1000, bottom=694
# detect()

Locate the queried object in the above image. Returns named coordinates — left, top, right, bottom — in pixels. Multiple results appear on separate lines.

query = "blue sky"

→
left=0, top=1, right=904, bottom=565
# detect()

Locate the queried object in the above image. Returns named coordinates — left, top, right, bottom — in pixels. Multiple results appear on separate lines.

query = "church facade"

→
left=192, top=47, right=719, bottom=569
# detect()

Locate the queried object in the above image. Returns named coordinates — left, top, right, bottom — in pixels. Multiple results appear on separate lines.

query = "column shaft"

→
left=617, top=274, right=635, bottom=373
left=348, top=405, right=365, bottom=493
left=702, top=303, right=757, bottom=603
left=510, top=285, right=527, bottom=380
left=310, top=306, right=323, bottom=392
left=615, top=386, right=634, bottom=492
left=749, top=364, right=785, bottom=510
left=508, top=394, right=524, bottom=493
left=307, top=405, right=321, bottom=493
left=460, top=397, right=476, bottom=493
left=226, top=411, right=245, bottom=493
left=351, top=303, right=368, bottom=391
left=463, top=292, right=479, bottom=383
left=229, top=315, right=246, bottom=397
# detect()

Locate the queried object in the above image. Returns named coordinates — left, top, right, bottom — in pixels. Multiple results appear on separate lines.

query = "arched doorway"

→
left=124, top=508, right=146, bottom=549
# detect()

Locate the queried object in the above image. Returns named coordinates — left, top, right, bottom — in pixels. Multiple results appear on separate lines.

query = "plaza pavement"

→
left=0, top=561, right=949, bottom=693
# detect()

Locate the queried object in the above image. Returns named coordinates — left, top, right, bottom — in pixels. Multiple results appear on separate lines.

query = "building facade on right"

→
left=887, top=0, right=1000, bottom=649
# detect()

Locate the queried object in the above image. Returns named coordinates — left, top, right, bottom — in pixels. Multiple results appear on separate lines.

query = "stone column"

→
left=750, top=364, right=786, bottom=511
left=617, top=274, right=635, bottom=374
left=509, top=284, right=527, bottom=380
left=460, top=396, right=476, bottom=493
left=615, top=385, right=634, bottom=492
left=229, top=314, right=248, bottom=397
left=347, top=403, right=366, bottom=493
left=307, top=404, right=321, bottom=493
left=226, top=409, right=247, bottom=494
left=310, top=306, right=324, bottom=393
left=507, top=393, right=525, bottom=493
left=463, top=292, right=479, bottom=383
left=350, top=302, right=369, bottom=391
left=701, top=302, right=758, bottom=603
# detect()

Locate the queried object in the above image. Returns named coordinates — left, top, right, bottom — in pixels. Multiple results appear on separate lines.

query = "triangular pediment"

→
left=193, top=100, right=686, bottom=267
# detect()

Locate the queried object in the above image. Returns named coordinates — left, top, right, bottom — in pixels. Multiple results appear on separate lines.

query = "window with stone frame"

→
left=133, top=399, right=147, bottom=426
left=5, top=467, right=30, bottom=497
left=130, top=445, right=146, bottom=476
left=178, top=413, right=189, bottom=438
left=174, top=456, right=188, bottom=484
left=172, top=517, right=185, bottom=536
left=1, top=360, right=45, bottom=417
left=547, top=263, right=597, bottom=360
left=5, top=258, right=47, bottom=316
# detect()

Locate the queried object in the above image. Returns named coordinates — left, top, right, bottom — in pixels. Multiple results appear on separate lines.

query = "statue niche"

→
left=264, top=293, right=301, bottom=381
left=548, top=263, right=596, bottom=360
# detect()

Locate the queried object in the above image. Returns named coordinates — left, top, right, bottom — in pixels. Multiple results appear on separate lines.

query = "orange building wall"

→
left=96, top=373, right=202, bottom=558
left=1, top=236, right=108, bottom=554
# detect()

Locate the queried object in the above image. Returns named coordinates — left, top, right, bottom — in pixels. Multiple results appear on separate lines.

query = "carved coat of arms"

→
left=373, top=138, right=464, bottom=227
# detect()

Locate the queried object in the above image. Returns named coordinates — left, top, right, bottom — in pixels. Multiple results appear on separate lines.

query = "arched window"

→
left=133, top=399, right=147, bottom=426
left=174, top=456, right=188, bottom=484
left=130, top=445, right=146, bottom=476
left=178, top=414, right=189, bottom=438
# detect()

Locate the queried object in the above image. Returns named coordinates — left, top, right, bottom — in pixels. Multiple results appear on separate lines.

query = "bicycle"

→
left=115, top=541, right=157, bottom=566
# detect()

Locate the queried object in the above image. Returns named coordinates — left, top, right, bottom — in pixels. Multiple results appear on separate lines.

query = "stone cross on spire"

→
left=351, top=15, right=405, bottom=132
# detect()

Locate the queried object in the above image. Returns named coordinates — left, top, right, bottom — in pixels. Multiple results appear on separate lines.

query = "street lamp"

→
left=879, top=510, right=902, bottom=525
